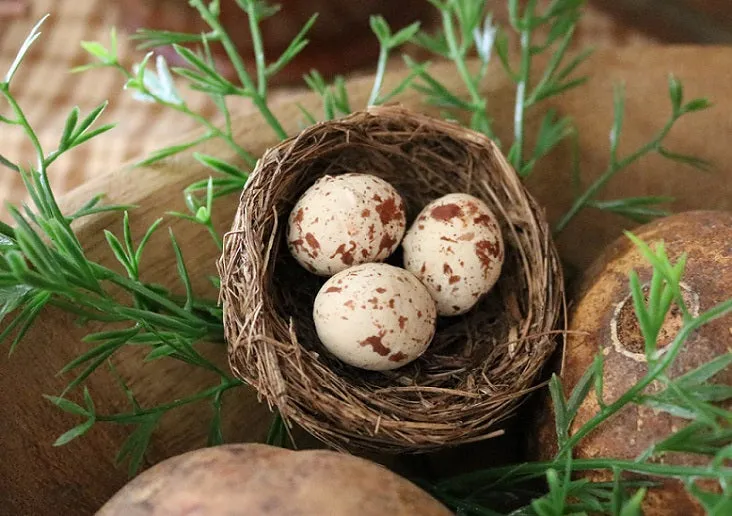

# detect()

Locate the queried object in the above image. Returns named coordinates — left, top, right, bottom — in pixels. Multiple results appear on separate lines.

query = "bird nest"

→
left=219, top=105, right=564, bottom=453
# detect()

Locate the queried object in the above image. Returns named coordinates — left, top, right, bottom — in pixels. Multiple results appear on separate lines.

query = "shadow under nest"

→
left=219, top=105, right=564, bottom=453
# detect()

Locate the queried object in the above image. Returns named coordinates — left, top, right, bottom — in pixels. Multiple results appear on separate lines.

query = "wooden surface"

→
left=2, top=45, right=732, bottom=515
left=593, top=0, right=732, bottom=43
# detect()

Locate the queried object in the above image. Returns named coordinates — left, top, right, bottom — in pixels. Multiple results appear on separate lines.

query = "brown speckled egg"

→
left=287, top=174, right=407, bottom=276
left=313, top=263, right=437, bottom=371
left=403, top=193, right=504, bottom=316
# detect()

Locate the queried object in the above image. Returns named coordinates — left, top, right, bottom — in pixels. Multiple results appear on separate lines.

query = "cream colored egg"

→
left=403, top=193, right=504, bottom=316
left=287, top=174, right=407, bottom=276
left=313, top=263, right=437, bottom=371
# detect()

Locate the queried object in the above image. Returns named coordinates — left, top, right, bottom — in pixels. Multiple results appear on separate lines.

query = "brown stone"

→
left=533, top=210, right=732, bottom=516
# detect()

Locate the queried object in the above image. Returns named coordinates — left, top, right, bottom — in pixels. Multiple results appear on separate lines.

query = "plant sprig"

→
left=0, top=17, right=242, bottom=474
left=2, top=2, right=731, bottom=513
left=555, top=78, right=712, bottom=233
left=410, top=0, right=587, bottom=174
left=431, top=237, right=732, bottom=515
left=410, top=0, right=711, bottom=232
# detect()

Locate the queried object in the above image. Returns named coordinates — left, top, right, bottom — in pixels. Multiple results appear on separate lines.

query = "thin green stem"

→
left=0, top=220, right=15, bottom=238
left=90, top=264, right=201, bottom=324
left=96, top=379, right=242, bottom=422
left=526, top=28, right=574, bottom=107
left=48, top=299, right=126, bottom=323
left=1, top=85, right=68, bottom=227
left=191, top=0, right=287, bottom=139
left=191, top=1, right=255, bottom=92
left=512, top=27, right=532, bottom=172
left=164, top=104, right=252, bottom=163
left=439, top=457, right=732, bottom=491
left=554, top=117, right=677, bottom=233
left=206, top=224, right=223, bottom=251
left=114, top=64, right=256, bottom=166
left=245, top=4, right=267, bottom=98
left=554, top=164, right=616, bottom=233
left=367, top=45, right=389, bottom=106
left=0, top=84, right=44, bottom=173
left=443, top=11, right=480, bottom=105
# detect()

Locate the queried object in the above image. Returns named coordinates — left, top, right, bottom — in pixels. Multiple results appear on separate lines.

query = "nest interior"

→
left=219, top=105, right=564, bottom=453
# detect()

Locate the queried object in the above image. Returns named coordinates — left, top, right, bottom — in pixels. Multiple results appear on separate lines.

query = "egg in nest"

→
left=287, top=173, right=407, bottom=276
left=403, top=193, right=505, bottom=316
left=313, top=263, right=437, bottom=371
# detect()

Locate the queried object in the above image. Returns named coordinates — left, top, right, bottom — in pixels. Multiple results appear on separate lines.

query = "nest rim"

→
left=219, top=105, right=565, bottom=454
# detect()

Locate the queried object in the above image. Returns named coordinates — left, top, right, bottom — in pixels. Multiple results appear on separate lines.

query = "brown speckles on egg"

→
left=476, top=240, right=501, bottom=269
left=330, top=241, right=357, bottom=265
left=430, top=203, right=463, bottom=222
left=313, top=263, right=436, bottom=371
left=402, top=193, right=505, bottom=316
left=361, top=209, right=371, bottom=218
left=293, top=208, right=304, bottom=227
left=360, top=331, right=390, bottom=356
left=389, top=351, right=408, bottom=362
left=289, top=238, right=304, bottom=252
left=378, top=233, right=398, bottom=255
left=304, top=233, right=320, bottom=252
left=375, top=197, right=404, bottom=226
left=325, top=287, right=342, bottom=293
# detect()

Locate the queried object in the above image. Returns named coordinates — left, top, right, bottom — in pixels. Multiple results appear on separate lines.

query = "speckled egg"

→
left=313, top=263, right=437, bottom=371
left=403, top=193, right=505, bottom=316
left=287, top=174, right=407, bottom=276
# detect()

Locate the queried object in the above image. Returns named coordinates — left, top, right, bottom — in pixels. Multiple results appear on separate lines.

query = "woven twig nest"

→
left=219, top=105, right=564, bottom=453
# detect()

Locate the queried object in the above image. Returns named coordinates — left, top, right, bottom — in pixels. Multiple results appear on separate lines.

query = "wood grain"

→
left=592, top=0, right=732, bottom=43
left=2, top=46, right=732, bottom=515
